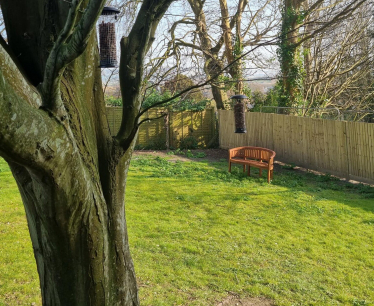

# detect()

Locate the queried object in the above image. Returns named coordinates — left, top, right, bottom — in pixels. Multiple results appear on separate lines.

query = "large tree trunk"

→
left=0, top=0, right=174, bottom=304
left=206, top=60, right=229, bottom=109
left=8, top=156, right=138, bottom=305
left=0, top=20, right=139, bottom=306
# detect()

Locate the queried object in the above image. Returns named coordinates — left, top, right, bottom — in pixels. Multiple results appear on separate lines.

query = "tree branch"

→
left=295, top=0, right=366, bottom=47
left=0, top=43, right=70, bottom=170
left=138, top=35, right=279, bottom=116
left=39, top=0, right=106, bottom=115
left=116, top=0, right=175, bottom=149
left=138, top=113, right=167, bottom=127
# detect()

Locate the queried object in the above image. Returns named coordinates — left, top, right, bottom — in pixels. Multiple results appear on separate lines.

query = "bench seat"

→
left=229, top=146, right=276, bottom=183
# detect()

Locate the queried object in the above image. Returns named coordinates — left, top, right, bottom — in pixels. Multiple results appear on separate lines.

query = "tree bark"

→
left=278, top=0, right=304, bottom=113
left=0, top=0, right=174, bottom=304
left=187, top=0, right=228, bottom=109
left=0, top=22, right=139, bottom=306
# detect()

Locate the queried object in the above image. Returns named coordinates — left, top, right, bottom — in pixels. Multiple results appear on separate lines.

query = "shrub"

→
left=105, top=96, right=122, bottom=106
left=179, top=136, right=199, bottom=149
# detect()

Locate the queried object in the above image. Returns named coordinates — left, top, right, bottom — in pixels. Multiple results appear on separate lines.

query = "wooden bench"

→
left=229, top=146, right=276, bottom=183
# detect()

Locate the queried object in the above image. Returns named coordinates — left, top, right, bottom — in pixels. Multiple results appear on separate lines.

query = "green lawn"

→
left=0, top=153, right=373, bottom=305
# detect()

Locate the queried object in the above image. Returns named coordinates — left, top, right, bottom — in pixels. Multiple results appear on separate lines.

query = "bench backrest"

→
left=230, top=146, right=275, bottom=162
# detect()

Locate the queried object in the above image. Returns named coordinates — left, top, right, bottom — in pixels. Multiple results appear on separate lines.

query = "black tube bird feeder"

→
left=231, top=94, right=248, bottom=133
left=98, top=7, right=120, bottom=68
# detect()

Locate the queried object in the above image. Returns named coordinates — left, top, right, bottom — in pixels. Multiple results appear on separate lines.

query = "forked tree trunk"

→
left=187, top=0, right=228, bottom=110
left=0, top=30, right=139, bottom=306
left=0, top=0, right=174, bottom=304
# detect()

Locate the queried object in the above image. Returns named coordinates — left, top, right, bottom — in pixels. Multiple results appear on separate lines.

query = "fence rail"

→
left=258, top=106, right=374, bottom=122
left=106, top=107, right=216, bottom=149
left=219, top=110, right=374, bottom=184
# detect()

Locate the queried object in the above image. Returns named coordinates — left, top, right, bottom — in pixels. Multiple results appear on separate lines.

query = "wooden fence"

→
left=219, top=110, right=374, bottom=184
left=106, top=107, right=216, bottom=148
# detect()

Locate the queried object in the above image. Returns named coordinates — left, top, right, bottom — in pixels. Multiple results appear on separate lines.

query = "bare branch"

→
left=115, top=0, right=176, bottom=148
left=296, top=0, right=367, bottom=47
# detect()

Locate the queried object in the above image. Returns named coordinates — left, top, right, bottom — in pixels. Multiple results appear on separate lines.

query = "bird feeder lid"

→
left=230, top=94, right=248, bottom=100
left=101, top=6, right=120, bottom=15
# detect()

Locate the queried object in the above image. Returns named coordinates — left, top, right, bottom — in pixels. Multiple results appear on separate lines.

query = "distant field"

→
left=0, top=153, right=373, bottom=305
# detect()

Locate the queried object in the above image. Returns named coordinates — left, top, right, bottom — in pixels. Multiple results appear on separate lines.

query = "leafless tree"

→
left=165, top=0, right=281, bottom=109
left=303, top=1, right=374, bottom=116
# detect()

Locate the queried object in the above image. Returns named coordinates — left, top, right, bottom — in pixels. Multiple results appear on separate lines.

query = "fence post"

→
left=164, top=111, right=170, bottom=150
left=344, top=121, right=351, bottom=181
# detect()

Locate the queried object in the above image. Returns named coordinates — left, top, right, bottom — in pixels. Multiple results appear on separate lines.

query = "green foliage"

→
left=167, top=149, right=206, bottom=158
left=179, top=136, right=199, bottom=150
left=141, top=88, right=173, bottom=110
left=233, top=35, right=243, bottom=59
left=216, top=75, right=234, bottom=92
left=142, top=88, right=210, bottom=112
left=106, top=88, right=211, bottom=111
left=134, top=138, right=167, bottom=150
left=277, top=4, right=306, bottom=108
left=251, top=86, right=281, bottom=113
left=174, top=99, right=211, bottom=112
left=242, top=86, right=252, bottom=100
left=1, top=155, right=374, bottom=305
left=194, top=152, right=207, bottom=158
left=353, top=299, right=369, bottom=306
left=105, top=96, right=122, bottom=106
left=281, top=162, right=296, bottom=170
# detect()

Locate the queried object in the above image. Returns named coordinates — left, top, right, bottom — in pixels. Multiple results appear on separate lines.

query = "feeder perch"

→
left=98, top=7, right=120, bottom=68
left=231, top=94, right=248, bottom=133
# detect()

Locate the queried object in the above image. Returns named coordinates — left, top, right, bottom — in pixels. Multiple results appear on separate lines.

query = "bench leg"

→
left=259, top=169, right=262, bottom=178
left=267, top=170, right=271, bottom=183
left=247, top=166, right=250, bottom=177
left=229, top=161, right=232, bottom=173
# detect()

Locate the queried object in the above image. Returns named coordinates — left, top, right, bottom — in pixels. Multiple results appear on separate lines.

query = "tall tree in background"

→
left=278, top=0, right=304, bottom=111
left=170, top=0, right=279, bottom=109
left=302, top=1, right=374, bottom=116
left=278, top=0, right=367, bottom=113
left=0, top=0, right=174, bottom=304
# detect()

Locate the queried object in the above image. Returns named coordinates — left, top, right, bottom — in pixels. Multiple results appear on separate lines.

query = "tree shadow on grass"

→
left=132, top=151, right=374, bottom=213
left=209, top=161, right=374, bottom=214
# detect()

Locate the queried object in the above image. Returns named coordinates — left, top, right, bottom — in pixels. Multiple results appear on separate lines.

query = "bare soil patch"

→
left=216, top=295, right=274, bottom=306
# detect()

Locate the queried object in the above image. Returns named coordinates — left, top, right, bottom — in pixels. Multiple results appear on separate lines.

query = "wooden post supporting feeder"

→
left=231, top=94, right=248, bottom=133
left=98, top=7, right=120, bottom=68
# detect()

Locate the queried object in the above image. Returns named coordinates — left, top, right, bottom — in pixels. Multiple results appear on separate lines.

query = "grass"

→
left=0, top=159, right=40, bottom=305
left=0, top=154, right=374, bottom=305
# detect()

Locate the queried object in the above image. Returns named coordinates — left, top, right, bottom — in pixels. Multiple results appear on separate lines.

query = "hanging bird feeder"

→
left=231, top=94, right=248, bottom=133
left=98, top=6, right=120, bottom=68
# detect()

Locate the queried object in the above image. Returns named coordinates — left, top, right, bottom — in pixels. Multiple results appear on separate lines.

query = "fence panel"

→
left=106, top=107, right=122, bottom=134
left=137, top=109, right=167, bottom=148
left=106, top=107, right=215, bottom=148
left=346, top=122, right=374, bottom=182
left=219, top=110, right=373, bottom=184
